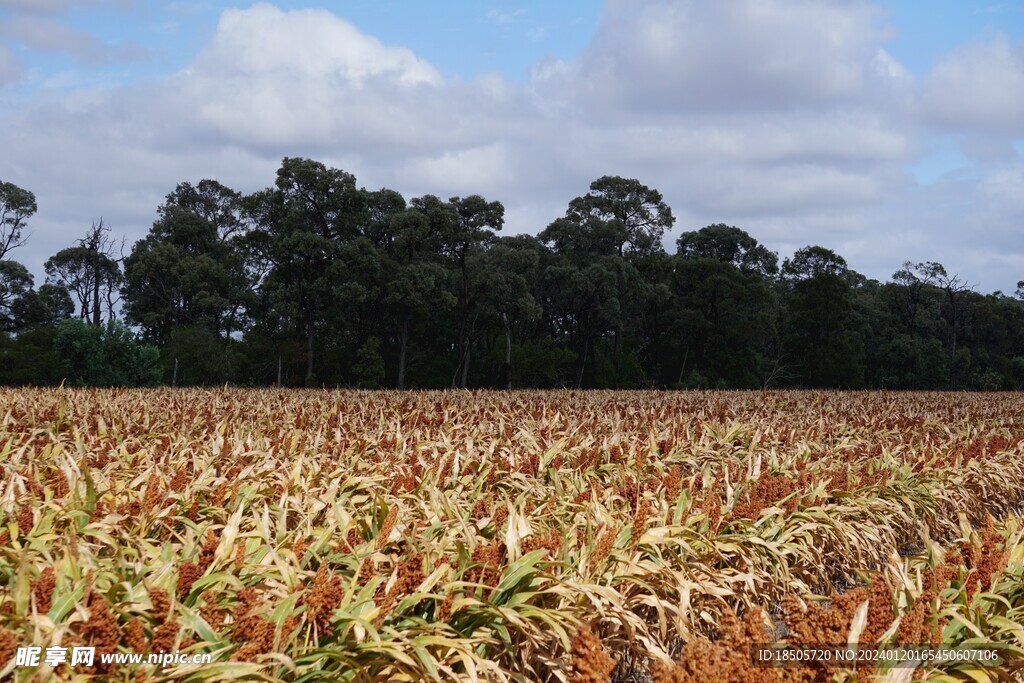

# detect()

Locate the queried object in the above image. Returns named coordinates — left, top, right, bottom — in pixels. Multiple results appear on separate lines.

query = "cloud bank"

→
left=2, top=0, right=1024, bottom=292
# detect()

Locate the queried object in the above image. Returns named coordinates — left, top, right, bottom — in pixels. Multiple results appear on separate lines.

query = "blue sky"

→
left=2, top=2, right=603, bottom=93
left=882, top=1, right=1024, bottom=185
left=7, top=2, right=1022, bottom=89
left=2, top=1, right=1024, bottom=292
left=883, top=1, right=1024, bottom=72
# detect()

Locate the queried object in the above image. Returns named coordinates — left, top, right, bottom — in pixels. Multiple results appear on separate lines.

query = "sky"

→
left=2, top=0, right=1024, bottom=293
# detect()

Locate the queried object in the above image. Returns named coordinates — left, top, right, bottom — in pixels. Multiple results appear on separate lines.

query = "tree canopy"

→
left=4, top=165, right=1024, bottom=390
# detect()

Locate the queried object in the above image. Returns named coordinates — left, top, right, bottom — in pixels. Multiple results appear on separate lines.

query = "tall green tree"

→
left=536, top=237, right=631, bottom=387
left=45, top=219, right=122, bottom=326
left=10, top=284, right=73, bottom=331
left=245, top=158, right=366, bottom=384
left=386, top=202, right=455, bottom=388
left=471, top=235, right=542, bottom=388
left=871, top=262, right=949, bottom=388
left=0, top=260, right=33, bottom=331
left=926, top=263, right=972, bottom=388
left=781, top=246, right=863, bottom=387
left=442, top=195, right=504, bottom=388
left=123, top=181, right=249, bottom=346
left=0, top=181, right=36, bottom=260
left=539, top=176, right=670, bottom=387
left=676, top=223, right=778, bottom=277
left=565, top=176, right=674, bottom=258
left=671, top=225, right=778, bottom=387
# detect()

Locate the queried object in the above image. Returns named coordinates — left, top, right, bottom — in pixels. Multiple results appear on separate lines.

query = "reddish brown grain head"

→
left=568, top=625, right=616, bottom=683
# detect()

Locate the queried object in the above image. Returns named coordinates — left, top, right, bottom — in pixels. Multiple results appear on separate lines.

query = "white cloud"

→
left=486, top=8, right=526, bottom=25
left=960, top=134, right=1021, bottom=165
left=198, top=4, right=440, bottom=86
left=526, top=26, right=548, bottom=42
left=0, top=44, right=20, bottom=84
left=872, top=48, right=913, bottom=86
left=170, top=3, right=458, bottom=151
left=568, top=114, right=913, bottom=166
left=975, top=163, right=1024, bottom=227
left=397, top=143, right=513, bottom=195
left=537, top=0, right=897, bottom=118
left=922, top=35, right=1024, bottom=134
left=0, top=14, right=147, bottom=63
left=0, top=0, right=77, bottom=11
left=0, top=0, right=132, bottom=13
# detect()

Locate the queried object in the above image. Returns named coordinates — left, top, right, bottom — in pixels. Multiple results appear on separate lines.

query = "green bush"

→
left=54, top=319, right=161, bottom=387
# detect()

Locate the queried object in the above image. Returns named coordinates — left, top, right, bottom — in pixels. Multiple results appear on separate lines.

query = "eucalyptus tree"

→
left=781, top=246, right=863, bottom=387
left=9, top=284, right=73, bottom=330
left=386, top=201, right=455, bottom=388
left=245, top=158, right=365, bottom=384
left=123, top=181, right=248, bottom=345
left=540, top=176, right=671, bottom=387
left=565, top=175, right=674, bottom=259
left=0, top=181, right=36, bottom=260
left=45, top=219, right=123, bottom=326
left=925, top=263, right=972, bottom=388
left=441, top=195, right=504, bottom=388
left=676, top=223, right=778, bottom=277
left=671, top=225, right=779, bottom=387
left=471, top=234, right=542, bottom=389
left=0, top=260, right=33, bottom=331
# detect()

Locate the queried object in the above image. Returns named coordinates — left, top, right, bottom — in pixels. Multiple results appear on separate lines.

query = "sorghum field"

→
left=2, top=389, right=1024, bottom=682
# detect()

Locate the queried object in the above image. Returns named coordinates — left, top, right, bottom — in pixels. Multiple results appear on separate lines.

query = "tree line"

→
left=2, top=159, right=1024, bottom=390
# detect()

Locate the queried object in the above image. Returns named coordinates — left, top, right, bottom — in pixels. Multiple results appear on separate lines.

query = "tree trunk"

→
left=946, top=288, right=959, bottom=389
left=453, top=259, right=471, bottom=388
left=576, top=339, right=589, bottom=388
left=948, top=309, right=958, bottom=389
left=459, top=343, right=470, bottom=389
left=454, top=311, right=477, bottom=389
left=305, top=320, right=315, bottom=385
left=92, top=269, right=101, bottom=326
left=398, top=314, right=409, bottom=390
left=224, top=306, right=234, bottom=342
left=677, top=347, right=689, bottom=386
left=502, top=312, right=512, bottom=390
left=452, top=331, right=465, bottom=388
